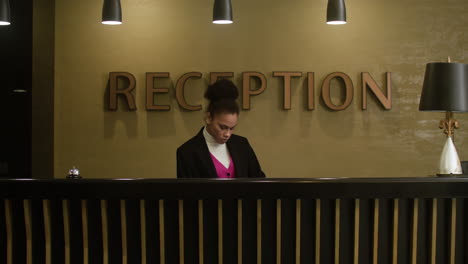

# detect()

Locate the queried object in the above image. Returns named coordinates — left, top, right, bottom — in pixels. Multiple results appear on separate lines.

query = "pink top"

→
left=210, top=153, right=236, bottom=178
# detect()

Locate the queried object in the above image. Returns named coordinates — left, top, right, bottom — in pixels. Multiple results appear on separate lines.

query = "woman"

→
left=177, top=79, right=265, bottom=178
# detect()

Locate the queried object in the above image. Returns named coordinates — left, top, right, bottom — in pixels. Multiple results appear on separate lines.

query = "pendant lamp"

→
left=0, top=0, right=11, bottom=26
left=326, top=0, right=346, bottom=25
left=213, top=0, right=233, bottom=24
left=102, top=0, right=122, bottom=25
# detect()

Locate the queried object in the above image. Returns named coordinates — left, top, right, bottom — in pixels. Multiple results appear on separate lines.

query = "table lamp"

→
left=419, top=59, right=468, bottom=176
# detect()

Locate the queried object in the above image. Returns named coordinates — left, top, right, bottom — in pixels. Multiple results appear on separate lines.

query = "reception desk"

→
left=1, top=177, right=467, bottom=264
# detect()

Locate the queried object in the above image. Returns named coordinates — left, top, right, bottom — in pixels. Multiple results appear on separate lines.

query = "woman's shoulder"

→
left=229, top=134, right=249, bottom=144
left=177, top=129, right=204, bottom=152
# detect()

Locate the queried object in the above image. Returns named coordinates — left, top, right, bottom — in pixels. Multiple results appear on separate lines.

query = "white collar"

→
left=203, top=126, right=225, bottom=146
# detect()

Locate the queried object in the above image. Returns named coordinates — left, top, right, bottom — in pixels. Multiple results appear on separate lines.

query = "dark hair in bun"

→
left=204, top=79, right=239, bottom=116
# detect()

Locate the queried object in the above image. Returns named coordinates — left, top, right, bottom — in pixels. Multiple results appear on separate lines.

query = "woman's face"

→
left=206, top=112, right=238, bottom=144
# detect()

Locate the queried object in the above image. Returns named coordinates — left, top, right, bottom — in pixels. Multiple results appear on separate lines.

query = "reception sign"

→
left=107, top=71, right=392, bottom=111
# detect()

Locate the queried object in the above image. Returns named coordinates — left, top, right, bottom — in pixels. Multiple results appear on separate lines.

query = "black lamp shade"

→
left=419, top=63, right=468, bottom=112
left=102, top=0, right=122, bottom=25
left=213, top=0, right=232, bottom=24
left=0, top=0, right=11, bottom=25
left=327, top=0, right=346, bottom=24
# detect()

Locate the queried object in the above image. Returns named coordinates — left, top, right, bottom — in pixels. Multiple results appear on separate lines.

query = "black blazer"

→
left=177, top=127, right=265, bottom=178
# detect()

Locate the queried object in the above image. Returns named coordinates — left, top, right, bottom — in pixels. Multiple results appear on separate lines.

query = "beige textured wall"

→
left=53, top=0, right=468, bottom=179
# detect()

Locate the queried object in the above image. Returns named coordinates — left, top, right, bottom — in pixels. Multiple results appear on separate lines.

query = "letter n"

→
left=362, top=72, right=392, bottom=110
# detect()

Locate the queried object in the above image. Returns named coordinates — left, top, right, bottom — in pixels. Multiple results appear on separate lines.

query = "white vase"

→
left=439, top=136, right=462, bottom=175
